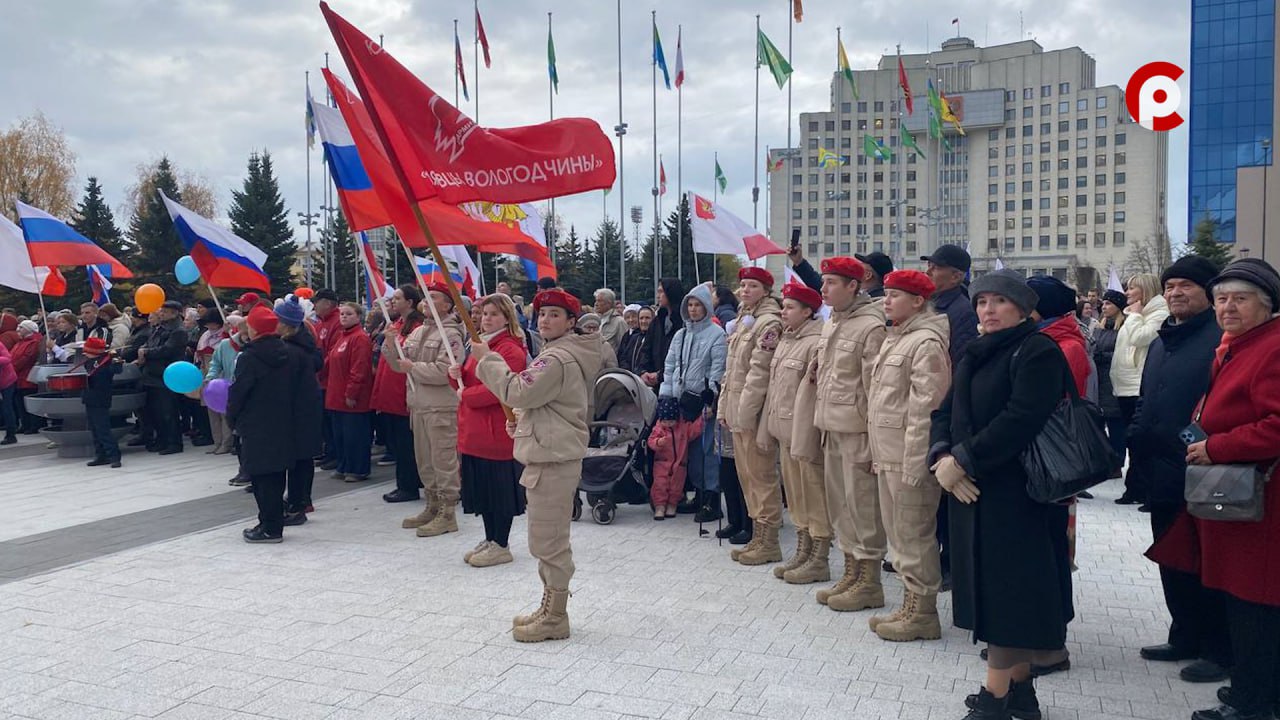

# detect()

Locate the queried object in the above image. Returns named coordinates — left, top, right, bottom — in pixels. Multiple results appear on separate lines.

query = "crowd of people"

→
left=1, top=244, right=1278, bottom=720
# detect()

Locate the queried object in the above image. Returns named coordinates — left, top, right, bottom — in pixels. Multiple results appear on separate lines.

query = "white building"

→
left=768, top=37, right=1168, bottom=286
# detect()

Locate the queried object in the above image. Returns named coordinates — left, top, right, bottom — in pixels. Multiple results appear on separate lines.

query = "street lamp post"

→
left=297, top=211, right=320, bottom=288
left=1262, top=138, right=1272, bottom=263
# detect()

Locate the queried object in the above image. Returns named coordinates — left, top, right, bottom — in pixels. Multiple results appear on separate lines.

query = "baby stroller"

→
left=574, top=368, right=656, bottom=524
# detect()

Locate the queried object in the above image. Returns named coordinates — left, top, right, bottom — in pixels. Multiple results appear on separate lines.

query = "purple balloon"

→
left=204, top=378, right=230, bottom=414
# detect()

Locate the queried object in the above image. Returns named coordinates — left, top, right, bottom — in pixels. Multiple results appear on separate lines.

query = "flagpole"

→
left=323, top=51, right=333, bottom=290
left=617, top=0, right=626, bottom=303
left=752, top=14, right=761, bottom=229
left=896, top=44, right=906, bottom=270
left=676, top=24, right=683, bottom=283
left=454, top=19, right=460, bottom=107
left=548, top=12, right=557, bottom=283
left=835, top=28, right=843, bottom=258
left=205, top=284, right=229, bottom=325
left=651, top=10, right=660, bottom=299
left=785, top=0, right=793, bottom=260
left=354, top=238, right=416, bottom=389
left=474, top=0, right=480, bottom=124
left=305, top=70, right=315, bottom=289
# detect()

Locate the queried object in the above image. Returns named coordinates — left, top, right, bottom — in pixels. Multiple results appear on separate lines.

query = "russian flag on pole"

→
left=160, top=191, right=270, bottom=292
left=311, top=98, right=384, bottom=231
left=88, top=264, right=112, bottom=305
left=16, top=201, right=133, bottom=278
left=0, top=214, right=65, bottom=295
left=358, top=232, right=395, bottom=303
left=415, top=247, right=477, bottom=298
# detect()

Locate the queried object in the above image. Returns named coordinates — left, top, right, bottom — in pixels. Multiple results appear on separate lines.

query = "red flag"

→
left=476, top=7, right=491, bottom=68
left=455, top=27, right=469, bottom=102
left=898, top=56, right=914, bottom=115
left=321, top=2, right=615, bottom=206
left=659, top=160, right=667, bottom=196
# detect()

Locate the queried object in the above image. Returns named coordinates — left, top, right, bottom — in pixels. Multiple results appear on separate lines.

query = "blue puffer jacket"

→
left=659, top=285, right=727, bottom=399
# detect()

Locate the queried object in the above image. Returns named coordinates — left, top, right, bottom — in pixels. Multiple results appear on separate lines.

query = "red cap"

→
left=820, top=256, right=866, bottom=281
left=532, top=288, right=581, bottom=317
left=883, top=269, right=937, bottom=298
left=737, top=266, right=774, bottom=288
left=235, top=292, right=261, bottom=306
left=782, top=282, right=823, bottom=311
left=246, top=305, right=279, bottom=336
left=82, top=337, right=108, bottom=356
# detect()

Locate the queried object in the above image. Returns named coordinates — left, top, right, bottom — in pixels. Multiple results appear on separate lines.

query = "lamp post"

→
left=297, top=211, right=320, bottom=288
left=1262, top=138, right=1272, bottom=263
left=318, top=204, right=339, bottom=289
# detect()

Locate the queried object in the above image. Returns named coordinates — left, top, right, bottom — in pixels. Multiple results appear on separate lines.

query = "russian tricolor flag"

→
left=16, top=201, right=133, bottom=278
left=311, top=98, right=384, bottom=232
left=358, top=232, right=395, bottom=304
left=88, top=264, right=112, bottom=305
left=160, top=191, right=270, bottom=292
left=414, top=247, right=477, bottom=299
left=0, top=214, right=66, bottom=296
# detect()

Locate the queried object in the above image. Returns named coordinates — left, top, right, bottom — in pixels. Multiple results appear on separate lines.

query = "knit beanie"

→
left=656, top=396, right=680, bottom=422
left=969, top=269, right=1040, bottom=317
left=1208, top=258, right=1280, bottom=310
left=1026, top=275, right=1077, bottom=318
left=1102, top=289, right=1128, bottom=309
left=1161, top=255, right=1220, bottom=291
left=274, top=297, right=306, bottom=328
left=246, top=306, right=279, bottom=336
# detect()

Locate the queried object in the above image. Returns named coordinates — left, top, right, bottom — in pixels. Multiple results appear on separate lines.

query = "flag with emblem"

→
left=687, top=192, right=784, bottom=259
left=715, top=159, right=727, bottom=192
left=863, top=134, right=893, bottom=161
left=757, top=29, right=792, bottom=89
left=900, top=127, right=925, bottom=158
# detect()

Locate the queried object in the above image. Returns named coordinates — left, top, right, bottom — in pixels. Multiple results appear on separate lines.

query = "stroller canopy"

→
left=593, top=369, right=656, bottom=428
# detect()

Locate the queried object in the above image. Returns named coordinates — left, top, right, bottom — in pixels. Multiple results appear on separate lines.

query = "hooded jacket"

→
left=475, top=331, right=602, bottom=466
left=1039, top=314, right=1090, bottom=397
left=402, top=317, right=465, bottom=413
left=867, top=311, right=951, bottom=484
left=646, top=278, right=686, bottom=383
left=283, top=325, right=324, bottom=461
left=0, top=314, right=18, bottom=350
left=713, top=302, right=739, bottom=328
left=718, top=295, right=782, bottom=435
left=813, top=295, right=887, bottom=434
left=1111, top=294, right=1169, bottom=397
left=764, top=317, right=824, bottom=461
left=227, top=334, right=297, bottom=475
left=11, top=332, right=41, bottom=390
left=659, top=285, right=727, bottom=401
left=324, top=324, right=373, bottom=413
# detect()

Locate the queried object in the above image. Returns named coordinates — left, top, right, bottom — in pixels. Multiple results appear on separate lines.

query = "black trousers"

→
left=16, top=388, right=43, bottom=432
left=1151, top=503, right=1232, bottom=666
left=183, top=396, right=211, bottom=440
left=482, top=512, right=514, bottom=547
left=385, top=413, right=421, bottom=495
left=1226, top=594, right=1280, bottom=713
left=86, top=405, right=119, bottom=460
left=251, top=471, right=287, bottom=536
left=720, top=456, right=748, bottom=531
left=1118, top=396, right=1144, bottom=499
left=286, top=458, right=314, bottom=513
left=145, top=386, right=181, bottom=450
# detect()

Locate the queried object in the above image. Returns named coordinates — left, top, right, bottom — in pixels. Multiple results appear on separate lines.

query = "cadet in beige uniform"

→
left=397, top=283, right=466, bottom=537
left=866, top=270, right=951, bottom=641
left=813, top=256, right=889, bottom=612
left=718, top=267, right=784, bottom=565
left=474, top=289, right=601, bottom=643
left=764, top=283, right=830, bottom=583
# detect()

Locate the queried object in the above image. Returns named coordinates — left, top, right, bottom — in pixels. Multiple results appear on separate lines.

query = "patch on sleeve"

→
left=758, top=328, right=780, bottom=352
left=518, top=369, right=538, bottom=386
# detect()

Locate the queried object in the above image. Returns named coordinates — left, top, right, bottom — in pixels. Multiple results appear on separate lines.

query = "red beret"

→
left=820, top=256, right=866, bottom=280
left=246, top=305, right=279, bottom=336
left=532, top=288, right=581, bottom=316
left=425, top=281, right=455, bottom=302
left=738, top=266, right=774, bottom=287
left=782, top=282, right=823, bottom=311
left=883, top=269, right=936, bottom=298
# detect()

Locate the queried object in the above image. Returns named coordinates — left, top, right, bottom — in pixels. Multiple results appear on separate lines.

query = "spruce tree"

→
left=554, top=225, right=586, bottom=299
left=128, top=157, right=184, bottom=293
left=1188, top=213, right=1233, bottom=272
left=313, top=212, right=359, bottom=299
left=67, top=177, right=127, bottom=305
left=229, top=151, right=297, bottom=297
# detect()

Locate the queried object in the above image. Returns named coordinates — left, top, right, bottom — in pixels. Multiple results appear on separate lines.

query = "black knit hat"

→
left=1161, top=255, right=1220, bottom=291
left=1102, top=289, right=1128, bottom=309
left=656, top=396, right=680, bottom=422
left=1026, top=275, right=1077, bottom=318
left=1208, top=258, right=1280, bottom=310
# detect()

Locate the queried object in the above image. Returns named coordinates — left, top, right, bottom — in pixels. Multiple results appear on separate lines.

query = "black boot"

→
left=716, top=482, right=745, bottom=538
left=962, top=687, right=1011, bottom=719
left=729, top=517, right=754, bottom=545
left=676, top=489, right=700, bottom=514
left=966, top=680, right=1040, bottom=720
left=694, top=491, right=723, bottom=523
left=1, top=432, right=15, bottom=446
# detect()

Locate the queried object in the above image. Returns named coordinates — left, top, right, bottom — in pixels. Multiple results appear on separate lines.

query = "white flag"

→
left=0, top=214, right=55, bottom=294
left=1107, top=266, right=1125, bottom=292
left=687, top=192, right=785, bottom=260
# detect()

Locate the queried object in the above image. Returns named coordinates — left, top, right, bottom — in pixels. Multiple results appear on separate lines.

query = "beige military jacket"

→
left=475, top=331, right=602, bottom=466
left=813, top=295, right=887, bottom=434
left=867, top=311, right=951, bottom=484
left=764, top=317, right=824, bottom=463
left=718, top=296, right=782, bottom=434
left=402, top=318, right=465, bottom=413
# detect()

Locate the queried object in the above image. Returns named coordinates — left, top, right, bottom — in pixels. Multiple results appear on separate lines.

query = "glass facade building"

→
left=1189, top=0, right=1276, bottom=242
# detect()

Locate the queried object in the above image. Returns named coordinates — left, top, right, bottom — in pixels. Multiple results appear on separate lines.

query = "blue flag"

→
left=653, top=21, right=671, bottom=90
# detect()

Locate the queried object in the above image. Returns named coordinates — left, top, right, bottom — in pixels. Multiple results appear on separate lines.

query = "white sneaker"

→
left=464, top=540, right=491, bottom=564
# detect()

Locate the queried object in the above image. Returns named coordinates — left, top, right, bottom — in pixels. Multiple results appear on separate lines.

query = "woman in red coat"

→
left=1173, top=259, right=1280, bottom=720
left=324, top=302, right=374, bottom=481
left=374, top=286, right=425, bottom=504
left=449, top=293, right=528, bottom=568
left=10, top=321, right=42, bottom=434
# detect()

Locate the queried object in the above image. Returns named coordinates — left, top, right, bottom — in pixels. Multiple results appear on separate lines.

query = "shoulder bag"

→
left=1184, top=384, right=1278, bottom=522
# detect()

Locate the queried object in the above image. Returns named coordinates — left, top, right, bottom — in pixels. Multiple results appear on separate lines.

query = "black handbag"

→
left=1183, top=385, right=1278, bottom=522
left=1017, top=357, right=1118, bottom=504
left=675, top=333, right=707, bottom=422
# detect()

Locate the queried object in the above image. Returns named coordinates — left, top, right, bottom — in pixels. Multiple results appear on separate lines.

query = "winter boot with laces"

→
left=816, top=553, right=860, bottom=605
left=730, top=523, right=763, bottom=561
left=773, top=530, right=812, bottom=579
left=875, top=591, right=942, bottom=641
left=401, top=493, right=438, bottom=529
left=784, top=536, right=832, bottom=584
left=513, top=588, right=570, bottom=642
left=965, top=679, right=1039, bottom=720
left=737, top=522, right=783, bottom=565
left=827, top=559, right=886, bottom=612
left=416, top=502, right=458, bottom=537
left=513, top=587, right=552, bottom=629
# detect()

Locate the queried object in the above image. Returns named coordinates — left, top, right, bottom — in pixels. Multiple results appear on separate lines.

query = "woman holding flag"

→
left=376, top=286, right=425, bottom=506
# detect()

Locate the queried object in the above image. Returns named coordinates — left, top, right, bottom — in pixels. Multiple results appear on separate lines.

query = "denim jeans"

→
left=0, top=385, right=16, bottom=436
left=686, top=412, right=720, bottom=493
left=332, top=411, right=371, bottom=477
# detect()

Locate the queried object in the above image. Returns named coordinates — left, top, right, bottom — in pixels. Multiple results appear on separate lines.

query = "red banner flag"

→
left=321, top=2, right=615, bottom=206
left=898, top=56, right=914, bottom=116
left=476, top=7, right=491, bottom=68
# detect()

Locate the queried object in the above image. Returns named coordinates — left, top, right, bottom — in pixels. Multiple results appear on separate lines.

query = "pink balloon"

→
left=204, top=378, right=231, bottom=414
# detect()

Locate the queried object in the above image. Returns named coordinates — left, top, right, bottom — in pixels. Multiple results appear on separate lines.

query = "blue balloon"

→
left=175, top=255, right=201, bottom=285
left=163, top=361, right=203, bottom=394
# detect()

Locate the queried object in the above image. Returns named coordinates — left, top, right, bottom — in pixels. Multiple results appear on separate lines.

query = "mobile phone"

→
left=1180, top=421, right=1208, bottom=446
left=790, top=228, right=801, bottom=251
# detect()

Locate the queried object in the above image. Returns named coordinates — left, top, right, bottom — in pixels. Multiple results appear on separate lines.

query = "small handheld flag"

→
left=88, top=264, right=112, bottom=306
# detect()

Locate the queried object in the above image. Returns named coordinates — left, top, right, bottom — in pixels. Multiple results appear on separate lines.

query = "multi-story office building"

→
left=1192, top=0, right=1278, bottom=261
left=769, top=37, right=1169, bottom=285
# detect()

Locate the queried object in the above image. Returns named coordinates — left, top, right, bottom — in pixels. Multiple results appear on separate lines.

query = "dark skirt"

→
left=460, top=454, right=526, bottom=517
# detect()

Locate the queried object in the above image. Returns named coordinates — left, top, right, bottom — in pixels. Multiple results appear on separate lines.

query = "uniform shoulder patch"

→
left=758, top=328, right=780, bottom=352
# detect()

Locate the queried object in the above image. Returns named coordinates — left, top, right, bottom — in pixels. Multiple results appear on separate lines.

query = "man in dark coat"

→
left=228, top=306, right=298, bottom=543
left=1130, top=254, right=1232, bottom=683
left=81, top=338, right=122, bottom=468
left=855, top=251, right=894, bottom=298
left=276, top=298, right=324, bottom=521
left=135, top=301, right=189, bottom=455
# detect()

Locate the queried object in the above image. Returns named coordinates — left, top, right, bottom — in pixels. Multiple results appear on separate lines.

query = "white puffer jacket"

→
left=1110, top=295, right=1169, bottom=398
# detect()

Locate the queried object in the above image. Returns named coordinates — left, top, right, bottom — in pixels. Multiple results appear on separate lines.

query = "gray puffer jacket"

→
left=659, top=284, right=727, bottom=400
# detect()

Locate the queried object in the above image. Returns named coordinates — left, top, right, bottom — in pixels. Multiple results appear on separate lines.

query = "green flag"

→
left=715, top=160, right=727, bottom=192
left=928, top=106, right=943, bottom=139
left=926, top=78, right=943, bottom=118
left=547, top=26, right=559, bottom=93
left=837, top=36, right=858, bottom=100
left=757, top=29, right=792, bottom=89
left=862, top=133, right=892, bottom=161
left=900, top=126, right=926, bottom=159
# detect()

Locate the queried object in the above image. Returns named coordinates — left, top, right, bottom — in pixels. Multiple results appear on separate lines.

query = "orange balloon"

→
left=295, top=287, right=315, bottom=300
left=135, top=283, right=166, bottom=314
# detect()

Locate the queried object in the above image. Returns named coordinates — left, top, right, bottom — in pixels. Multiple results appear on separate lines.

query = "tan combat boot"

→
left=464, top=540, right=491, bottom=564
left=868, top=589, right=911, bottom=632
left=401, top=493, right=438, bottom=529
left=513, top=587, right=552, bottom=628
left=738, top=523, right=783, bottom=565
left=730, top=528, right=762, bottom=562
left=816, top=553, right=860, bottom=605
left=513, top=588, right=570, bottom=642
left=784, top=536, right=832, bottom=584
left=875, top=592, right=942, bottom=642
left=773, top=530, right=812, bottom=579
left=416, top=502, right=458, bottom=537
left=827, top=559, right=885, bottom=612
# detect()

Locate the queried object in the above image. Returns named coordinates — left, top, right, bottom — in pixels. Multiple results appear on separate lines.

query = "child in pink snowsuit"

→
left=648, top=396, right=703, bottom=520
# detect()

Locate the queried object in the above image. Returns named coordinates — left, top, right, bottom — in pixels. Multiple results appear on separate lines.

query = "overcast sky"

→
left=0, top=0, right=1192, bottom=254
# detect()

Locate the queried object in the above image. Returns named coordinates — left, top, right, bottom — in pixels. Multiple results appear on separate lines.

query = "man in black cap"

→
left=855, top=251, right=894, bottom=298
left=922, top=244, right=978, bottom=369
left=1132, top=254, right=1232, bottom=683
left=134, top=299, right=190, bottom=455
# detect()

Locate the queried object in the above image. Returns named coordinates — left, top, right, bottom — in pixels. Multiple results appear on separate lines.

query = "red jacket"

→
left=324, top=324, right=374, bottom=413
left=0, top=314, right=18, bottom=349
left=370, top=319, right=419, bottom=416
left=314, top=307, right=344, bottom=384
left=450, top=329, right=526, bottom=460
left=10, top=334, right=41, bottom=390
left=0, top=343, right=15, bottom=390
left=1041, top=314, right=1089, bottom=396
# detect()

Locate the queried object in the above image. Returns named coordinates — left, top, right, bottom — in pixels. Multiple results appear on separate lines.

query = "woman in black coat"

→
left=1092, top=290, right=1127, bottom=478
left=927, top=269, right=1072, bottom=720
left=276, top=298, right=324, bottom=522
left=227, top=308, right=297, bottom=544
left=643, top=278, right=684, bottom=389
